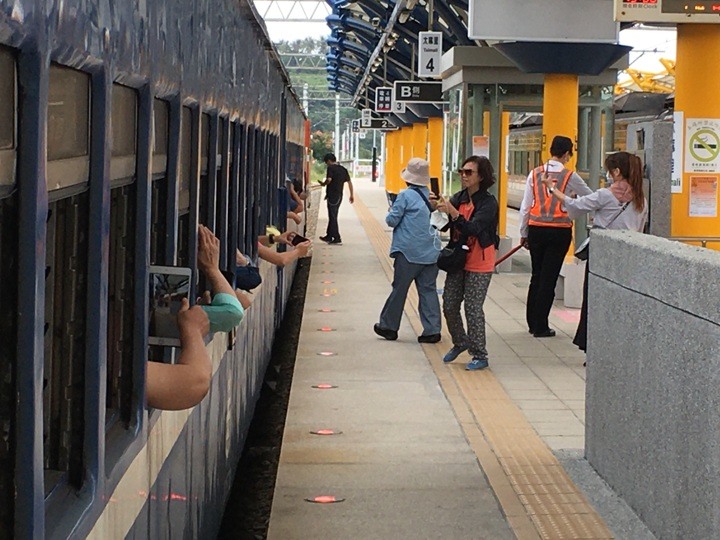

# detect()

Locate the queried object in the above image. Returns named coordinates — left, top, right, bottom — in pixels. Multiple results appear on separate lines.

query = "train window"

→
left=152, top=99, right=169, bottom=176
left=106, top=84, right=138, bottom=430
left=106, top=183, right=136, bottom=428
left=0, top=46, right=17, bottom=531
left=44, top=190, right=90, bottom=494
left=236, top=123, right=247, bottom=257
left=151, top=99, right=169, bottom=265
left=47, top=65, right=90, bottom=195
left=110, top=84, right=137, bottom=185
left=0, top=47, right=15, bottom=196
left=199, top=113, right=211, bottom=227
left=216, top=117, right=227, bottom=249
left=177, top=106, right=192, bottom=266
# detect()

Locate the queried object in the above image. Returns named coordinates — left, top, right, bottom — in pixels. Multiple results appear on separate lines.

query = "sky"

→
left=265, top=21, right=677, bottom=79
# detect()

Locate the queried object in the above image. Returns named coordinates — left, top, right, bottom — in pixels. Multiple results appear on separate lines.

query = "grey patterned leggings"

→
left=442, top=271, right=493, bottom=359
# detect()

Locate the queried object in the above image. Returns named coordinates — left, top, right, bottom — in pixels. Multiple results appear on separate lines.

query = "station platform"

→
left=267, top=179, right=655, bottom=540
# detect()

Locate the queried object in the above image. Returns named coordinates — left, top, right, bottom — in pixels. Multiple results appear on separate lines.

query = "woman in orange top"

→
left=436, top=156, right=499, bottom=370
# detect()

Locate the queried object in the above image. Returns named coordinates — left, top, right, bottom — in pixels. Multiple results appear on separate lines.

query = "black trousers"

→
left=325, top=197, right=342, bottom=241
left=573, top=262, right=589, bottom=351
left=526, top=225, right=572, bottom=333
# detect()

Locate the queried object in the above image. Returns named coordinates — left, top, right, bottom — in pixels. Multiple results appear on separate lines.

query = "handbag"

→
left=574, top=202, right=629, bottom=261
left=437, top=236, right=469, bottom=273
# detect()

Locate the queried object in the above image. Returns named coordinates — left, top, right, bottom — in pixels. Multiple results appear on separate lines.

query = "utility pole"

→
left=334, top=93, right=340, bottom=156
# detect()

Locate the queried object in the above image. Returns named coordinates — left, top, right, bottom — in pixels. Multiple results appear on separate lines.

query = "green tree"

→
left=310, top=130, right=334, bottom=160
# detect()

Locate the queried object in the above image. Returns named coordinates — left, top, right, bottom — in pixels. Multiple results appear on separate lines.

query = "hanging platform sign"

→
left=375, top=87, right=393, bottom=113
left=351, top=119, right=360, bottom=133
left=361, top=118, right=398, bottom=131
left=361, top=109, right=373, bottom=127
left=393, top=81, right=443, bottom=104
left=614, top=0, right=720, bottom=24
left=418, top=31, right=442, bottom=78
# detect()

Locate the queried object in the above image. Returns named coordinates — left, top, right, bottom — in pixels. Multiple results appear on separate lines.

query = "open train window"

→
left=106, top=84, right=138, bottom=430
left=47, top=65, right=90, bottom=197
left=245, top=126, right=257, bottom=260
left=151, top=99, right=169, bottom=265
left=177, top=106, right=192, bottom=267
left=235, top=123, right=247, bottom=259
left=43, top=191, right=90, bottom=495
left=0, top=45, right=17, bottom=531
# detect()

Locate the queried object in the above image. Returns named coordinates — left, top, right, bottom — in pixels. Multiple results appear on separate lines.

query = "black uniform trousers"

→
left=526, top=225, right=572, bottom=334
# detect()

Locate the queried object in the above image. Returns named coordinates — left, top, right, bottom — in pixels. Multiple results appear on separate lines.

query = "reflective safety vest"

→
left=528, top=166, right=573, bottom=228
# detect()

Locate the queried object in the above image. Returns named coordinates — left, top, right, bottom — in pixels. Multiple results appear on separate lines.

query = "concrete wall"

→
left=585, top=230, right=720, bottom=539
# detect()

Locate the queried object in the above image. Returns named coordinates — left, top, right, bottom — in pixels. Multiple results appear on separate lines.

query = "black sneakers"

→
left=320, top=236, right=342, bottom=245
left=417, top=334, right=441, bottom=343
left=373, top=324, right=398, bottom=341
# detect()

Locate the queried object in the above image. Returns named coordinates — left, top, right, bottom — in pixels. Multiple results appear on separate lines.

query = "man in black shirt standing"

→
left=320, top=153, right=354, bottom=245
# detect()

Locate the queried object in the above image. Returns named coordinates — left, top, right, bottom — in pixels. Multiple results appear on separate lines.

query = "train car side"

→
left=0, top=0, right=306, bottom=537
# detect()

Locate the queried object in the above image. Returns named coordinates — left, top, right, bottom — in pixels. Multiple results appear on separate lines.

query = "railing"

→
left=670, top=236, right=720, bottom=248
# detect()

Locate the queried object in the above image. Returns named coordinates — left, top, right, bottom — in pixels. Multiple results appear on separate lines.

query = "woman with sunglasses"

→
left=435, top=156, right=499, bottom=370
left=541, top=151, right=647, bottom=353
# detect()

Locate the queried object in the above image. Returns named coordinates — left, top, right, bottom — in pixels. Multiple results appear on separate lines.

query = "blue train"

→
left=0, top=0, right=308, bottom=537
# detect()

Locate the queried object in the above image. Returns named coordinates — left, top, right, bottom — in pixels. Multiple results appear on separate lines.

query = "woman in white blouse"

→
left=541, top=151, right=648, bottom=353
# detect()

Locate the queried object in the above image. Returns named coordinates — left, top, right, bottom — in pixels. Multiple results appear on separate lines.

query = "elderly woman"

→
left=374, top=157, right=442, bottom=343
left=541, top=151, right=647, bottom=352
left=436, top=156, right=499, bottom=371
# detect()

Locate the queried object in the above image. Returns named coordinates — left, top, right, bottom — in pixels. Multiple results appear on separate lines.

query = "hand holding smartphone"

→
left=430, top=177, right=440, bottom=198
left=291, top=234, right=310, bottom=246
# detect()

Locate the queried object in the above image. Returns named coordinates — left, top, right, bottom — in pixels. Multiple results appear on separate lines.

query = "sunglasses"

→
left=458, top=168, right=476, bottom=176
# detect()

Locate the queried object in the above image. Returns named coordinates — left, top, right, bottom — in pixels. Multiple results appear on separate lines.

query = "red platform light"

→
left=318, top=308, right=334, bottom=313
left=318, top=327, right=335, bottom=332
left=305, top=495, right=345, bottom=503
left=310, top=429, right=342, bottom=435
left=312, top=384, right=337, bottom=389
left=322, top=280, right=334, bottom=284
left=317, top=351, right=337, bottom=356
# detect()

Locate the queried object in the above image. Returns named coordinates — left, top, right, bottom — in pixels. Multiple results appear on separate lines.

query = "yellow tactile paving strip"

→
left=353, top=195, right=614, bottom=540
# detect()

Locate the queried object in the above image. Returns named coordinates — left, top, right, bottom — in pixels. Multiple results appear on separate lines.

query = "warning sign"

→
left=685, top=118, right=720, bottom=173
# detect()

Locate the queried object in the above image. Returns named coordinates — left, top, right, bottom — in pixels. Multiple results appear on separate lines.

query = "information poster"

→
left=689, top=176, right=718, bottom=218
left=685, top=118, right=720, bottom=174
left=472, top=135, right=489, bottom=158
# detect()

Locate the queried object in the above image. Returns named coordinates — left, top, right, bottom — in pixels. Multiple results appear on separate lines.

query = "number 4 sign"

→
left=418, top=31, right=442, bottom=79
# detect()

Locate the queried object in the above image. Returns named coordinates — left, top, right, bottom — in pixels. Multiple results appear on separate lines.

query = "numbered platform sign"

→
left=418, top=31, right=442, bottom=78
left=375, top=87, right=393, bottom=113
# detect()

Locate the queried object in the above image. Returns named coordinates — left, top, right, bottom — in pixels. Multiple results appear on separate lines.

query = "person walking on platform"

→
left=541, top=151, right=646, bottom=352
left=374, top=158, right=442, bottom=343
left=519, top=136, right=592, bottom=338
left=436, top=156, right=499, bottom=371
left=320, top=153, right=354, bottom=245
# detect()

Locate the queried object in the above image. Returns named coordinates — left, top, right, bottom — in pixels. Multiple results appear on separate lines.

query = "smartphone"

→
left=430, top=177, right=440, bottom=198
left=148, top=265, right=192, bottom=347
left=291, top=234, right=310, bottom=246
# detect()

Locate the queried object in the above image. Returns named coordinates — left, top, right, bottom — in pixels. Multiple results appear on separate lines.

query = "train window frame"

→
left=47, top=64, right=90, bottom=195
left=110, top=83, right=138, bottom=186
left=151, top=99, right=170, bottom=266
left=0, top=47, right=16, bottom=197
left=0, top=44, right=17, bottom=534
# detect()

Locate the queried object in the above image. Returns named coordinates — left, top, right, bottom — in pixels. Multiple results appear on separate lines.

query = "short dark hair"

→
left=549, top=136, right=574, bottom=158
left=323, top=153, right=337, bottom=164
left=462, top=155, right=495, bottom=191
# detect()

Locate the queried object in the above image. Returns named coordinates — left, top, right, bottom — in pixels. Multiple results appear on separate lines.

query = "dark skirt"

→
left=573, top=262, right=588, bottom=352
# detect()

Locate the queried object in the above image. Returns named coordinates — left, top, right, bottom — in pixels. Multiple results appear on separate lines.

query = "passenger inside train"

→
left=146, top=226, right=245, bottom=411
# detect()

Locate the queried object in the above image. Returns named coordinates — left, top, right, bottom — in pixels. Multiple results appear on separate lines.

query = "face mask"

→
left=606, top=171, right=614, bottom=184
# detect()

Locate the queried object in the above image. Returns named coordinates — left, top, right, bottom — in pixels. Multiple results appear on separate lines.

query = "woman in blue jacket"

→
left=374, top=158, right=442, bottom=343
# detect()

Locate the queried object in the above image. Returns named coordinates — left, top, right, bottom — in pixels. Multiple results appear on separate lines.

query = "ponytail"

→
left=605, top=151, right=645, bottom=211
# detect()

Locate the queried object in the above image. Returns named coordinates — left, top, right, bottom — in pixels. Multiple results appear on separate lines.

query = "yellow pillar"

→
left=412, top=122, right=428, bottom=160
left=542, top=74, right=579, bottom=169
left=673, top=24, right=720, bottom=246
left=498, top=111, right=510, bottom=237
left=385, top=130, right=401, bottom=195
left=428, top=117, right=443, bottom=192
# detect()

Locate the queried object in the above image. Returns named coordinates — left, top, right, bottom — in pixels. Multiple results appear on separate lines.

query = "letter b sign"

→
left=400, top=87, right=412, bottom=98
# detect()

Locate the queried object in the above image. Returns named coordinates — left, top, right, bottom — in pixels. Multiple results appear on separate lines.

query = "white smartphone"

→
left=148, top=265, right=193, bottom=347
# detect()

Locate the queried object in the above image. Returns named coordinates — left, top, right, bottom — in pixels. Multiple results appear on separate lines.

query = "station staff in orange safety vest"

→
left=519, top=135, right=592, bottom=338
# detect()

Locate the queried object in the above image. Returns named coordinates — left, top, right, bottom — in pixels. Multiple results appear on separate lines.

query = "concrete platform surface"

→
left=268, top=178, right=653, bottom=540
